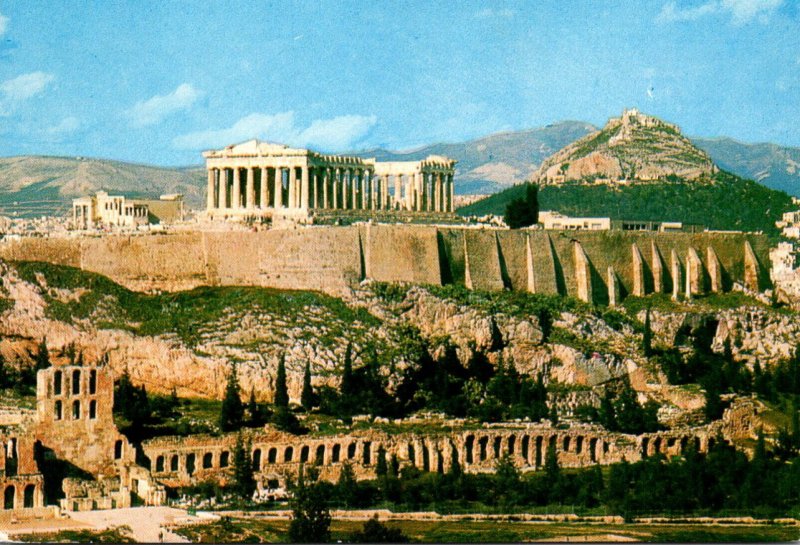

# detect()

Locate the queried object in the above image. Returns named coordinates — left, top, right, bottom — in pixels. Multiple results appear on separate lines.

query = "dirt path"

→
left=67, top=506, right=215, bottom=543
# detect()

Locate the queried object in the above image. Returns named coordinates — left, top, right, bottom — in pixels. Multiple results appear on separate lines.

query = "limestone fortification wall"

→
left=0, top=226, right=771, bottom=303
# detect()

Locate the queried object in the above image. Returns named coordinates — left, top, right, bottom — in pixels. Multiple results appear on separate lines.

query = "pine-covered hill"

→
left=458, top=171, right=795, bottom=237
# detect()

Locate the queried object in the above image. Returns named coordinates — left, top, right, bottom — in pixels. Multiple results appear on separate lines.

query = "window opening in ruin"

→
left=331, top=444, right=340, bottom=463
left=521, top=436, right=529, bottom=462
left=315, top=445, right=325, bottom=465
left=4, top=485, right=14, bottom=509
left=436, top=451, right=444, bottom=473
left=347, top=443, right=356, bottom=460
left=72, top=370, right=81, bottom=395
left=89, top=400, right=97, bottom=419
left=268, top=448, right=277, bottom=464
left=203, top=453, right=213, bottom=469
left=422, top=445, right=430, bottom=472
left=603, top=440, right=609, bottom=454
left=284, top=446, right=293, bottom=462
left=641, top=437, right=650, bottom=458
left=589, top=438, right=598, bottom=463
left=300, top=446, right=309, bottom=463
left=478, top=437, right=488, bottom=461
left=54, top=370, right=62, bottom=395
left=156, top=456, right=165, bottom=472
left=493, top=437, right=501, bottom=459
left=408, top=444, right=416, bottom=465
left=465, top=435, right=474, bottom=464
left=220, top=451, right=229, bottom=468
left=89, top=370, right=97, bottom=395
left=114, top=440, right=123, bottom=460
left=252, top=449, right=261, bottom=471
left=576, top=436, right=583, bottom=454
left=362, top=442, right=371, bottom=465
left=653, top=437, right=662, bottom=454
left=170, top=455, right=178, bottom=471
left=23, top=485, right=35, bottom=508
left=186, top=453, right=195, bottom=475
left=535, top=436, right=543, bottom=467
left=72, top=400, right=81, bottom=420
left=562, top=436, right=571, bottom=452
left=508, top=436, right=516, bottom=456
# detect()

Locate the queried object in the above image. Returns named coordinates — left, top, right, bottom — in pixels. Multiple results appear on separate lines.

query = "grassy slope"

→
left=13, top=261, right=379, bottom=347
left=458, top=172, right=794, bottom=236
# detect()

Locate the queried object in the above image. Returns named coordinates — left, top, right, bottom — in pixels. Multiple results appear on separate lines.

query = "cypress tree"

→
left=219, top=364, right=244, bottom=432
left=232, top=434, right=256, bottom=500
left=642, top=308, right=653, bottom=357
left=274, top=355, right=289, bottom=409
left=289, top=465, right=331, bottom=543
left=0, top=352, right=7, bottom=389
left=247, top=388, right=261, bottom=426
left=34, top=338, right=50, bottom=370
left=301, top=360, right=315, bottom=411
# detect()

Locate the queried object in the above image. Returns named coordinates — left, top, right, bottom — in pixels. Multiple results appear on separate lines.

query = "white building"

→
left=71, top=192, right=184, bottom=230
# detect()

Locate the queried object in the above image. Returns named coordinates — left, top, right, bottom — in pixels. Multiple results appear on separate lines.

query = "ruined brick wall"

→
left=141, top=424, right=716, bottom=488
left=33, top=364, right=134, bottom=477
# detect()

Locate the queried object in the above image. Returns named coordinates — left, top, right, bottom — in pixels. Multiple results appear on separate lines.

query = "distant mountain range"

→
left=1, top=121, right=799, bottom=218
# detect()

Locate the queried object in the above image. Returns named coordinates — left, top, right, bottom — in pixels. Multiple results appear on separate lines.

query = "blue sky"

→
left=0, top=0, right=798, bottom=166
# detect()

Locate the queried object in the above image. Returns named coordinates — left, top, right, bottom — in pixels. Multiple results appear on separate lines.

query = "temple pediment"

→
left=204, top=139, right=308, bottom=158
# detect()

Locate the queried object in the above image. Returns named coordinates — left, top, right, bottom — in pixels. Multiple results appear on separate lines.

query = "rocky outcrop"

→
left=533, top=108, right=717, bottom=185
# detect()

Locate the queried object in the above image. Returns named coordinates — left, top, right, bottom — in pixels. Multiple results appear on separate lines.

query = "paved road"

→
left=68, top=506, right=212, bottom=543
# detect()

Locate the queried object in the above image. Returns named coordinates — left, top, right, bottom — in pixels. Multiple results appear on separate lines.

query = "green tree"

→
left=219, top=364, right=244, bottom=432
left=336, top=461, right=358, bottom=508
left=301, top=360, right=316, bottom=411
left=231, top=434, right=256, bottom=500
left=0, top=352, right=7, bottom=389
left=288, top=465, right=331, bottom=543
left=274, top=355, right=289, bottom=409
left=348, top=516, right=409, bottom=543
left=504, top=183, right=539, bottom=229
left=642, top=308, right=653, bottom=357
left=34, top=338, right=50, bottom=370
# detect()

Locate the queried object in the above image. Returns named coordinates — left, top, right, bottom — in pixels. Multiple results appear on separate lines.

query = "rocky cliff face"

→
left=532, top=108, right=717, bottom=185
left=1, top=259, right=796, bottom=433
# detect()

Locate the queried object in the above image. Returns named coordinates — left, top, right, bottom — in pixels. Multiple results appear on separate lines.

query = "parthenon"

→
left=203, top=140, right=457, bottom=219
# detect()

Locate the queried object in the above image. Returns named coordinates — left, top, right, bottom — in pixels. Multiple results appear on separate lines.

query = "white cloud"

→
left=128, top=83, right=201, bottom=127
left=173, top=111, right=377, bottom=151
left=0, top=72, right=55, bottom=115
left=46, top=116, right=80, bottom=136
left=1, top=72, right=55, bottom=102
left=0, top=11, right=8, bottom=36
left=657, top=0, right=783, bottom=24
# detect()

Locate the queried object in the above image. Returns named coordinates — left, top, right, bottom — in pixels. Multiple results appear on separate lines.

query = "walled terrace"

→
left=141, top=419, right=737, bottom=489
left=0, top=225, right=771, bottom=305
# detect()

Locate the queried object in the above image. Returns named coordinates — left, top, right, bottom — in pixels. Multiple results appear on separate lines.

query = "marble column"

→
left=301, top=166, right=310, bottom=210
left=434, top=173, right=442, bottom=212
left=382, top=175, right=390, bottom=209
left=207, top=169, right=215, bottom=210
left=232, top=168, right=242, bottom=209
left=246, top=168, right=255, bottom=209
left=352, top=169, right=360, bottom=210
left=260, top=167, right=268, bottom=209
left=448, top=173, right=454, bottom=212
left=218, top=168, right=228, bottom=210
left=273, top=167, right=282, bottom=209
left=311, top=168, right=319, bottom=209
left=333, top=168, right=340, bottom=209
left=415, top=172, right=423, bottom=212
left=370, top=171, right=377, bottom=210
left=288, top=167, right=297, bottom=208
left=323, top=168, right=330, bottom=209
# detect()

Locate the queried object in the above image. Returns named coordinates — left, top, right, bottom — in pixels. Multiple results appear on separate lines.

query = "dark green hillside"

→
left=458, top=171, right=794, bottom=236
